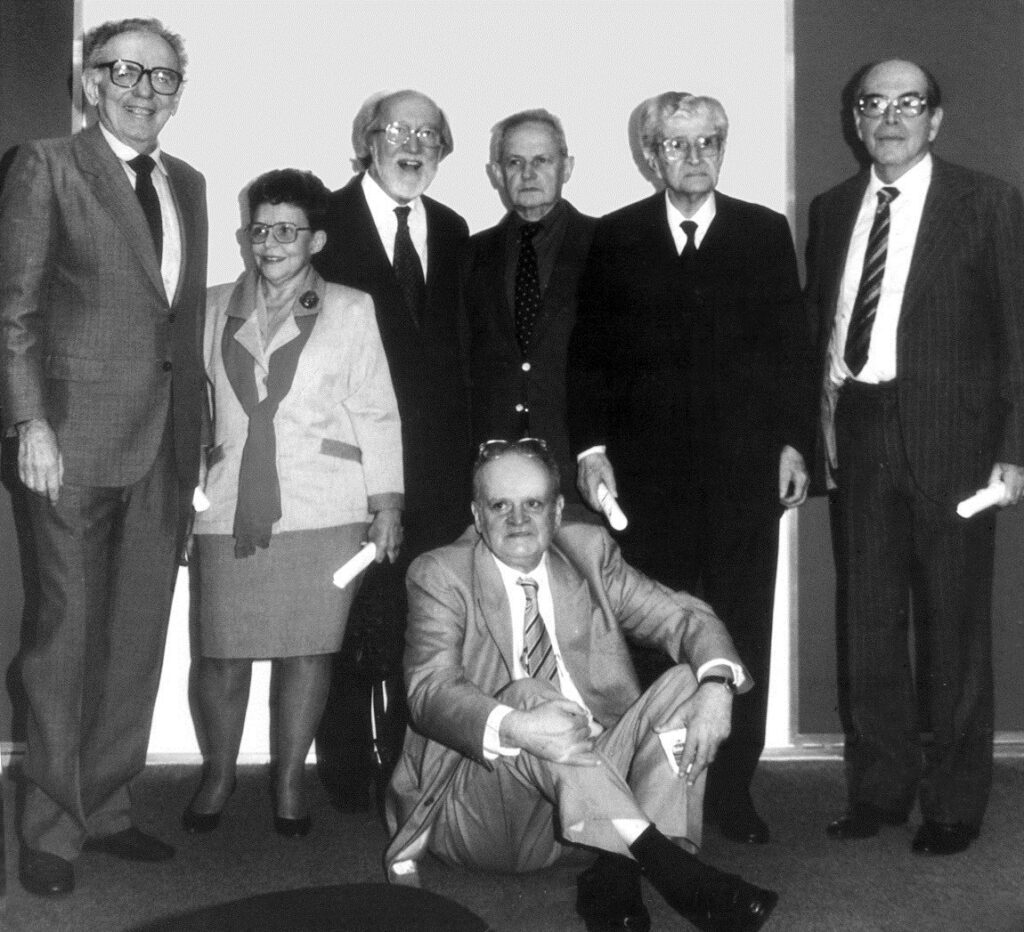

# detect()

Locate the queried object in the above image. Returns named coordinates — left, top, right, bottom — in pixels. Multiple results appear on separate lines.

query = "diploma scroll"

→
left=597, top=481, right=628, bottom=531
left=333, top=542, right=378, bottom=589
left=956, top=482, right=1005, bottom=519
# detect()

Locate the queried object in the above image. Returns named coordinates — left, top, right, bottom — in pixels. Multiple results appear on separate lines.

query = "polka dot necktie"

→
left=514, top=222, right=542, bottom=356
left=393, top=205, right=426, bottom=323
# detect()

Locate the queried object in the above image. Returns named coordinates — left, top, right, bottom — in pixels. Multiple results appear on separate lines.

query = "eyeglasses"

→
left=659, top=135, right=723, bottom=162
left=248, top=222, right=312, bottom=244
left=476, top=437, right=550, bottom=462
left=376, top=121, right=443, bottom=149
left=93, top=59, right=183, bottom=95
left=856, top=93, right=929, bottom=118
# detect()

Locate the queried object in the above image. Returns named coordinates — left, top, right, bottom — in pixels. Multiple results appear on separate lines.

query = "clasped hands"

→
left=500, top=682, right=731, bottom=786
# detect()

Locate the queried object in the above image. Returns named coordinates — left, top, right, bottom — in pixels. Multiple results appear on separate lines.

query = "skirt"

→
left=195, top=523, right=367, bottom=659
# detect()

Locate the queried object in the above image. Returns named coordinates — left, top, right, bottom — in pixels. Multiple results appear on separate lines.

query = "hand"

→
left=367, top=507, right=403, bottom=562
left=654, top=677, right=732, bottom=785
left=500, top=698, right=601, bottom=767
left=988, top=462, right=1024, bottom=506
left=17, top=418, right=63, bottom=504
left=778, top=444, right=809, bottom=508
left=577, top=451, right=617, bottom=513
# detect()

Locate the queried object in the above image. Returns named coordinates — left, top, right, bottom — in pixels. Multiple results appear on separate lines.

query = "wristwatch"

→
left=698, top=674, right=737, bottom=694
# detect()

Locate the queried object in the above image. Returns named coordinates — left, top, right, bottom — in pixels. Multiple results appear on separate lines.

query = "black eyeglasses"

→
left=93, top=59, right=183, bottom=95
left=856, top=93, right=929, bottom=118
left=248, top=222, right=312, bottom=244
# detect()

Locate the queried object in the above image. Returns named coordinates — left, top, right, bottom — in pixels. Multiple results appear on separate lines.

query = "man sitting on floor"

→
left=385, top=438, right=777, bottom=931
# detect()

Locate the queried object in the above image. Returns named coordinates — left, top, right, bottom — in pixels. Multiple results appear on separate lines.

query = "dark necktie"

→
left=844, top=186, right=900, bottom=376
left=517, top=577, right=558, bottom=683
left=679, top=220, right=698, bottom=270
left=514, top=222, right=542, bottom=356
left=128, top=153, right=162, bottom=262
left=393, top=206, right=426, bottom=323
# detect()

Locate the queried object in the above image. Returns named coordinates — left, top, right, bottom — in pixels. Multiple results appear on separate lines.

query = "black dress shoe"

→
left=274, top=814, right=312, bottom=838
left=181, top=806, right=221, bottom=833
left=911, top=820, right=978, bottom=856
left=685, top=877, right=779, bottom=932
left=826, top=804, right=907, bottom=840
left=577, top=856, right=652, bottom=932
left=82, top=826, right=175, bottom=861
left=19, top=848, right=74, bottom=897
left=718, top=804, right=770, bottom=845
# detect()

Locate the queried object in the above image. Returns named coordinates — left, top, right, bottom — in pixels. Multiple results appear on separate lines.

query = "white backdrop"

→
left=81, top=0, right=794, bottom=758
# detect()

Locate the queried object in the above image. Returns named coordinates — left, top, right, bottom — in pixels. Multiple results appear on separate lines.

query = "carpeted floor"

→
left=0, top=758, right=1022, bottom=931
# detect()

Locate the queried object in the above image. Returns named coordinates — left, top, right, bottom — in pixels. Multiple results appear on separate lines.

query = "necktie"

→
left=517, top=577, right=558, bottom=683
left=514, top=222, right=542, bottom=356
left=844, top=186, right=900, bottom=376
left=393, top=206, right=426, bottom=323
left=679, top=220, right=698, bottom=270
left=128, top=154, right=162, bottom=262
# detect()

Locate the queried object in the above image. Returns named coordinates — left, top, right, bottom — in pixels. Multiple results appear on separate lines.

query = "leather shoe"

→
left=274, top=814, right=312, bottom=837
left=911, top=820, right=978, bottom=856
left=684, top=876, right=779, bottom=932
left=82, top=826, right=174, bottom=861
left=826, top=804, right=907, bottom=840
left=717, top=803, right=770, bottom=845
left=19, top=848, right=74, bottom=897
left=577, top=858, right=651, bottom=932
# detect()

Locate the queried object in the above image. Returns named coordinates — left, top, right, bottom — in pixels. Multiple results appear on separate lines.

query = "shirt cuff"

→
left=695, top=658, right=746, bottom=691
left=483, top=704, right=521, bottom=760
left=576, top=445, right=606, bottom=462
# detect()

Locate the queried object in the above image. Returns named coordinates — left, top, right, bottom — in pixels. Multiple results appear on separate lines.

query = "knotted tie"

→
left=844, top=186, right=900, bottom=375
left=517, top=577, right=558, bottom=683
left=679, top=220, right=698, bottom=271
left=128, top=153, right=163, bottom=262
left=393, top=206, right=426, bottom=323
left=514, top=222, right=542, bottom=356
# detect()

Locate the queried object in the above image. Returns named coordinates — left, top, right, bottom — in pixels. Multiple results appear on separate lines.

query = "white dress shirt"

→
left=665, top=189, right=717, bottom=253
left=99, top=123, right=182, bottom=303
left=829, top=154, right=933, bottom=386
left=361, top=172, right=429, bottom=275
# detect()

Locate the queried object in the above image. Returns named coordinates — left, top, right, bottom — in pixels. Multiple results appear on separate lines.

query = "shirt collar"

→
left=491, top=551, right=550, bottom=589
left=665, top=189, right=717, bottom=235
left=361, top=171, right=424, bottom=221
left=98, top=123, right=166, bottom=174
left=510, top=198, right=567, bottom=232
left=869, top=152, right=932, bottom=199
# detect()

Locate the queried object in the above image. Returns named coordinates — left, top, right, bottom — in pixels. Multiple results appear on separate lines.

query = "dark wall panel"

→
left=794, top=0, right=1024, bottom=734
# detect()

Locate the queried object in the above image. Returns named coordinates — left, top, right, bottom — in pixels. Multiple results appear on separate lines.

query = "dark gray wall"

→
left=1, top=0, right=76, bottom=742
left=793, top=0, right=1024, bottom=734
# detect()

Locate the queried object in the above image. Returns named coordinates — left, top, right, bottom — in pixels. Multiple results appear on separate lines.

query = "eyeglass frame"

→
left=855, top=93, right=930, bottom=119
left=375, top=121, right=444, bottom=150
left=473, top=437, right=561, bottom=487
left=247, top=222, right=313, bottom=245
left=91, top=59, right=184, bottom=95
left=658, top=134, right=724, bottom=163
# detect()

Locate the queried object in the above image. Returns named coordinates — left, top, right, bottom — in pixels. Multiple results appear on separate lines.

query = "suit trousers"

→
left=617, top=483, right=779, bottom=810
left=834, top=380, right=996, bottom=827
left=429, top=665, right=703, bottom=873
left=19, top=428, right=188, bottom=860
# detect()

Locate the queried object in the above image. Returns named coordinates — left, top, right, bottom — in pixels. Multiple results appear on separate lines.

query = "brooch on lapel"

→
left=299, top=291, right=319, bottom=309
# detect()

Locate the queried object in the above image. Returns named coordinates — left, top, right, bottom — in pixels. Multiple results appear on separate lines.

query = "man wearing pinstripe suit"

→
left=806, top=59, right=1024, bottom=856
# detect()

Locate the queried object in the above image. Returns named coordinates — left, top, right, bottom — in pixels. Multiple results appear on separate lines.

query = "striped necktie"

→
left=844, top=186, right=900, bottom=375
left=517, top=576, right=558, bottom=683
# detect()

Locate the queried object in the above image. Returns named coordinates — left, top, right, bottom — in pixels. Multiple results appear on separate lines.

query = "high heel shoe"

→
left=182, top=778, right=236, bottom=834
left=273, top=814, right=312, bottom=838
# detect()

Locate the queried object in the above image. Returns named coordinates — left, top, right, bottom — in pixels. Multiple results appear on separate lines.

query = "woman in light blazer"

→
left=184, top=169, right=402, bottom=836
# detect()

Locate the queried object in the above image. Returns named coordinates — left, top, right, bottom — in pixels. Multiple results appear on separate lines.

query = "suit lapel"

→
left=823, top=176, right=868, bottom=331
left=164, top=155, right=200, bottom=306
left=545, top=543, right=596, bottom=677
left=530, top=205, right=587, bottom=348
left=74, top=125, right=166, bottom=300
left=480, top=217, right=518, bottom=348
left=472, top=541, right=517, bottom=677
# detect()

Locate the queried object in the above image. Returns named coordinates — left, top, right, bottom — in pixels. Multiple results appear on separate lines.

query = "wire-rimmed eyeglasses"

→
left=92, top=59, right=183, bottom=95
left=376, top=121, right=443, bottom=149
left=856, top=93, right=929, bottom=118
left=659, top=134, right=723, bottom=162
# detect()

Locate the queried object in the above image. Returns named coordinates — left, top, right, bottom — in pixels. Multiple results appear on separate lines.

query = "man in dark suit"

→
left=312, top=90, right=471, bottom=810
left=0, top=18, right=207, bottom=896
left=568, top=92, right=815, bottom=845
left=464, top=109, right=595, bottom=498
left=386, top=438, right=777, bottom=932
left=806, top=59, right=1024, bottom=855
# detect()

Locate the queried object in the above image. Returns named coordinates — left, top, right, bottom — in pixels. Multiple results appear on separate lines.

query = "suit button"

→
left=521, top=361, right=531, bottom=372
left=515, top=403, right=525, bottom=413
left=162, top=361, right=172, bottom=371
left=168, top=313, right=176, bottom=324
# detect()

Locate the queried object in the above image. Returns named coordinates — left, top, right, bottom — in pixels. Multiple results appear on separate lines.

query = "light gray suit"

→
left=0, top=123, right=207, bottom=858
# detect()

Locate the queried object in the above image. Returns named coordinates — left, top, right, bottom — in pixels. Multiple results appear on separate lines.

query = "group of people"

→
left=1, top=13, right=1022, bottom=932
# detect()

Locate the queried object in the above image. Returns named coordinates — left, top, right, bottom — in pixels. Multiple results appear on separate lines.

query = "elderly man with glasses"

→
left=386, top=438, right=777, bottom=931
left=807, top=59, right=1024, bottom=855
left=0, top=17, right=207, bottom=895
left=312, top=90, right=471, bottom=813
left=568, top=92, right=815, bottom=848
